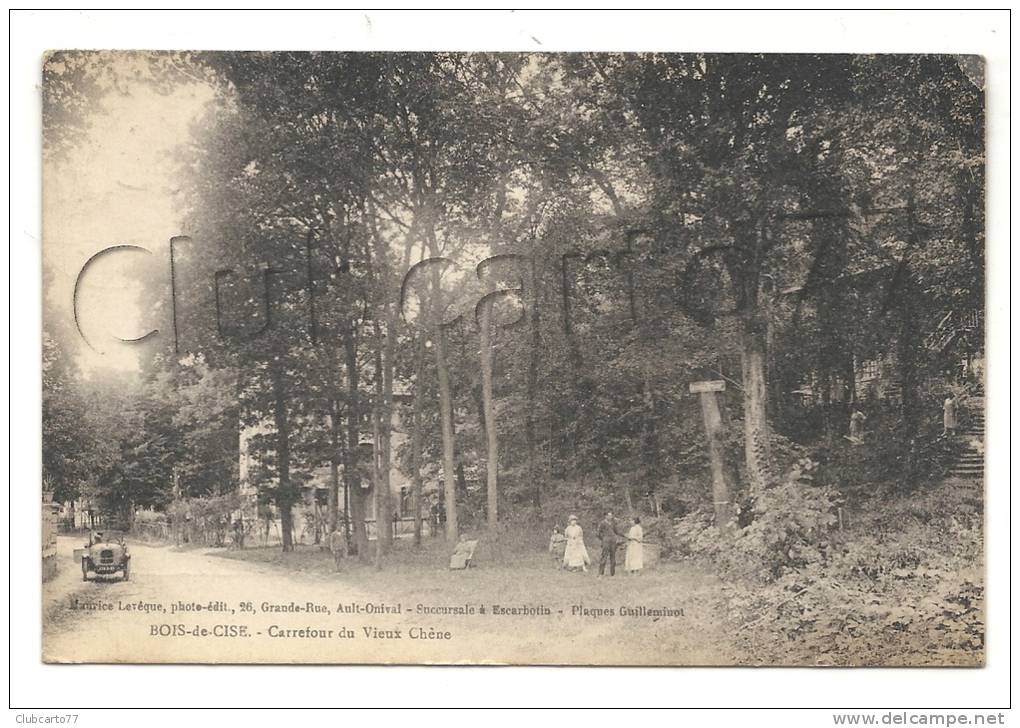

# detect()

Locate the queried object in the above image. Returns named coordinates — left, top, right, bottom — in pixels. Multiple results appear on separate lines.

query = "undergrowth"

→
left=672, top=460, right=984, bottom=665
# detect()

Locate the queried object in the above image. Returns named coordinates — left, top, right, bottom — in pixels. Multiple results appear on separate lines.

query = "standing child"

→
left=625, top=517, right=644, bottom=575
left=328, top=529, right=348, bottom=572
left=549, top=525, right=567, bottom=568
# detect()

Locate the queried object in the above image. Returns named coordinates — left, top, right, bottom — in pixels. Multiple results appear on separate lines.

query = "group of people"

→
left=549, top=511, right=644, bottom=576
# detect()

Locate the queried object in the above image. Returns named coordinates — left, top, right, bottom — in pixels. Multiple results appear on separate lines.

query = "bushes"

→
left=673, top=457, right=984, bottom=665
left=132, top=509, right=171, bottom=542
left=167, top=492, right=241, bottom=547
left=673, top=459, right=842, bottom=582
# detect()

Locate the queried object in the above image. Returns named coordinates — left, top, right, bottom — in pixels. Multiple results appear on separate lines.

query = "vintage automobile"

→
left=78, top=530, right=131, bottom=582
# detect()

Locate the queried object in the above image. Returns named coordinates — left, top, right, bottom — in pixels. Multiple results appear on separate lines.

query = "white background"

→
left=6, top=7, right=1013, bottom=719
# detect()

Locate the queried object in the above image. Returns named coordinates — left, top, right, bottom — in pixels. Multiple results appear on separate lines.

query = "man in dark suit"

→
left=596, top=510, right=623, bottom=577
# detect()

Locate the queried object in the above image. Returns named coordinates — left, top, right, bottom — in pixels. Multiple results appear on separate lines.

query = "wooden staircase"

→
left=949, top=394, right=984, bottom=480
left=926, top=309, right=983, bottom=354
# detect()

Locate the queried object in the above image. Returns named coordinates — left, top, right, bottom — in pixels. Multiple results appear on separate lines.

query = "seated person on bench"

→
left=449, top=535, right=479, bottom=570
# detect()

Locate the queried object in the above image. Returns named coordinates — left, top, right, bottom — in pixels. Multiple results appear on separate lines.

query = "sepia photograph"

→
left=37, top=46, right=990, bottom=669
left=7, top=4, right=1015, bottom=720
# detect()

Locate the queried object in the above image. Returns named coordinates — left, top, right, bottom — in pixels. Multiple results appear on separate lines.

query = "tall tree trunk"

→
left=364, top=199, right=406, bottom=553
left=423, top=223, right=459, bottom=542
left=371, top=369, right=384, bottom=570
left=766, top=304, right=785, bottom=429
left=434, top=312, right=459, bottom=541
left=343, top=325, right=368, bottom=559
left=622, top=245, right=658, bottom=506
left=479, top=303, right=499, bottom=528
left=741, top=322, right=771, bottom=493
left=525, top=256, right=542, bottom=509
left=327, top=403, right=341, bottom=534
left=373, top=321, right=393, bottom=552
left=381, top=324, right=397, bottom=538
left=271, top=367, right=295, bottom=552
left=410, top=335, right=427, bottom=546
left=559, top=253, right=589, bottom=480
left=733, top=216, right=772, bottom=494
left=639, top=363, right=657, bottom=500
left=343, top=469, right=350, bottom=542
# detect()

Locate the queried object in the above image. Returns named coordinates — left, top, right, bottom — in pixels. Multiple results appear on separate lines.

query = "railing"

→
left=925, top=310, right=983, bottom=352
left=925, top=311, right=955, bottom=351
left=365, top=516, right=435, bottom=540
left=957, top=309, right=982, bottom=332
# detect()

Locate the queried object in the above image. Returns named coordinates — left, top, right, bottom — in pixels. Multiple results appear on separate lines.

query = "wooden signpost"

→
left=689, top=380, right=726, bottom=394
left=689, top=380, right=735, bottom=533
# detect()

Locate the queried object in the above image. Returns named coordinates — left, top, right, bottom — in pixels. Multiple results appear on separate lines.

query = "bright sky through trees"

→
left=44, top=79, right=214, bottom=374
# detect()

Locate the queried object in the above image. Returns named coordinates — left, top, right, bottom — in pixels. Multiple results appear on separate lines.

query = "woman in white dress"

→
left=562, top=515, right=590, bottom=572
left=625, top=517, right=644, bottom=575
left=943, top=395, right=958, bottom=436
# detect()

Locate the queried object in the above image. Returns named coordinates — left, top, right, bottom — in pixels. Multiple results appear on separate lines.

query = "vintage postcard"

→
left=41, top=51, right=985, bottom=666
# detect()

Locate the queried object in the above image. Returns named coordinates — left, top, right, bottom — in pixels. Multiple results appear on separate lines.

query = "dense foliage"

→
left=43, top=52, right=983, bottom=564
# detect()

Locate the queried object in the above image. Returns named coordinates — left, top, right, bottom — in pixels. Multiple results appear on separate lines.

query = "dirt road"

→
left=43, top=535, right=734, bottom=665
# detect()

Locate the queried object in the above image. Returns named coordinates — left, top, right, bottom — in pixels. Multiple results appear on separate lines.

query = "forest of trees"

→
left=43, top=52, right=984, bottom=559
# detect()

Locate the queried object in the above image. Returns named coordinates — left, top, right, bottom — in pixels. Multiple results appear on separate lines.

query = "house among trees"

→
left=791, top=308, right=984, bottom=409
left=238, top=388, right=419, bottom=546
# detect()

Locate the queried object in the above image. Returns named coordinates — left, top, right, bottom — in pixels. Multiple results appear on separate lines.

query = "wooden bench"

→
left=449, top=539, right=478, bottom=570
